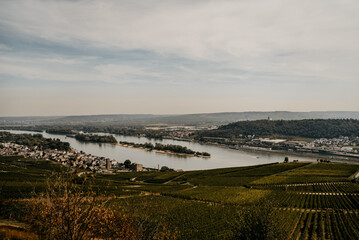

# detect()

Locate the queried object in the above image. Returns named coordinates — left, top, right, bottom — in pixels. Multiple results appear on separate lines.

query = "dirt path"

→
left=178, top=185, right=198, bottom=191
left=296, top=192, right=359, bottom=196
left=349, top=170, right=359, bottom=181
left=0, top=219, right=31, bottom=230
left=277, top=207, right=359, bottom=214
left=274, top=181, right=349, bottom=187
left=163, top=173, right=187, bottom=185
left=123, top=185, right=142, bottom=188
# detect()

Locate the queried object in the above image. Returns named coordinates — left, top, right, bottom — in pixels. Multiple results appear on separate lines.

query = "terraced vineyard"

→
left=277, top=191, right=359, bottom=210
left=280, top=211, right=359, bottom=240
left=251, top=163, right=359, bottom=185
left=1, top=156, right=359, bottom=239
left=108, top=162, right=359, bottom=239
left=165, top=186, right=271, bottom=204
left=249, top=164, right=359, bottom=239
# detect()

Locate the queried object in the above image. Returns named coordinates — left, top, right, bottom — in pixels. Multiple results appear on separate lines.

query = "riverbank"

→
left=197, top=141, right=359, bottom=163
left=117, top=143, right=211, bottom=158
left=0, top=129, right=343, bottom=171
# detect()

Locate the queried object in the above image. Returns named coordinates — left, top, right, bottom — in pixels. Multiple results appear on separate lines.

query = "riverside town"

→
left=0, top=142, right=161, bottom=173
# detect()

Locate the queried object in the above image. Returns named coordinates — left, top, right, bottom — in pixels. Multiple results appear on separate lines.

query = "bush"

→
left=24, top=172, right=174, bottom=239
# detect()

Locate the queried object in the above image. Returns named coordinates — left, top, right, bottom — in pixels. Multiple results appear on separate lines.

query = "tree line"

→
left=74, top=134, right=117, bottom=143
left=46, top=127, right=74, bottom=134
left=120, top=141, right=210, bottom=156
left=0, top=131, right=70, bottom=151
left=194, top=119, right=359, bottom=139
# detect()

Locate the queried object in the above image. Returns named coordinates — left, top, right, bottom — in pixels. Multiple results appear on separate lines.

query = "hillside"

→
left=1, top=156, right=359, bottom=239
left=1, top=111, right=359, bottom=126
left=194, top=119, right=359, bottom=139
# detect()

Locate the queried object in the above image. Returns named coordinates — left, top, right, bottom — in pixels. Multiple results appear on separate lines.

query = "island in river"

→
left=118, top=141, right=211, bottom=158
left=68, top=133, right=118, bottom=143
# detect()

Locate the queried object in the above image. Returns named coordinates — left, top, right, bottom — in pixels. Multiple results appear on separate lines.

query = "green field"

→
left=251, top=163, right=359, bottom=185
left=1, top=156, right=359, bottom=239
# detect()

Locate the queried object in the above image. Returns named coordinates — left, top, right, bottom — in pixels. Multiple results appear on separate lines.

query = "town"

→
left=0, top=142, right=163, bottom=173
left=146, top=124, right=359, bottom=158
left=134, top=124, right=359, bottom=159
left=247, top=136, right=359, bottom=157
left=199, top=135, right=359, bottom=159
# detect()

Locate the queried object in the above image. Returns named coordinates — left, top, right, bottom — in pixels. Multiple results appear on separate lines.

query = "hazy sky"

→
left=0, top=0, right=358, bottom=116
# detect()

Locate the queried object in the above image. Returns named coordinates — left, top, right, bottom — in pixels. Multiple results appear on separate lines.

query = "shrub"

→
left=24, top=172, right=174, bottom=239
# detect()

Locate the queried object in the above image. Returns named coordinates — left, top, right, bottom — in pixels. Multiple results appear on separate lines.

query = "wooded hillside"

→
left=194, top=119, right=359, bottom=139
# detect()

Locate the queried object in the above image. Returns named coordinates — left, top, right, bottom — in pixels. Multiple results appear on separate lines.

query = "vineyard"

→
left=267, top=182, right=359, bottom=193
left=253, top=167, right=359, bottom=239
left=1, top=156, right=359, bottom=239
left=251, top=163, right=359, bottom=184
left=164, top=186, right=271, bottom=204
left=280, top=211, right=359, bottom=240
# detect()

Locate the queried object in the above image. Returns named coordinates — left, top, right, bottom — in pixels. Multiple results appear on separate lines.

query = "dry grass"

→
left=0, top=225, right=39, bottom=240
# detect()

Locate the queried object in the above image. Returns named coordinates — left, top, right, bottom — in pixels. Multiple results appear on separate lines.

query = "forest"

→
left=194, top=119, right=359, bottom=139
left=0, top=125, right=167, bottom=140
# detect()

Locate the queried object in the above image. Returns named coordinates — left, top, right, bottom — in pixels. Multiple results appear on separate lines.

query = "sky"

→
left=0, top=0, right=358, bottom=116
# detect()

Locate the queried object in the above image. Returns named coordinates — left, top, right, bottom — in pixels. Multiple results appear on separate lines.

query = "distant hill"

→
left=194, top=119, right=359, bottom=139
left=153, top=111, right=359, bottom=125
left=1, top=111, right=359, bottom=126
left=51, top=114, right=167, bottom=124
left=0, top=116, right=62, bottom=125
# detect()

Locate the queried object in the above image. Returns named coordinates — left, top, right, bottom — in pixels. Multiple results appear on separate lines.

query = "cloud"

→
left=0, top=0, right=358, bottom=84
left=1, top=1, right=358, bottom=55
left=95, top=64, right=164, bottom=81
left=0, top=54, right=173, bottom=84
left=0, top=43, right=11, bottom=51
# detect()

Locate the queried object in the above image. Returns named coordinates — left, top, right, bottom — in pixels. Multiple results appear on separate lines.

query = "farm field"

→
left=1, top=156, right=359, bottom=239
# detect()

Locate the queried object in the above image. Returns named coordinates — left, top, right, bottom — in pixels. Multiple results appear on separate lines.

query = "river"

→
left=2, top=130, right=352, bottom=171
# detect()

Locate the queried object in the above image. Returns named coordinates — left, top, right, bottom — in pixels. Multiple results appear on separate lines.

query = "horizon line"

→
left=1, top=110, right=359, bottom=118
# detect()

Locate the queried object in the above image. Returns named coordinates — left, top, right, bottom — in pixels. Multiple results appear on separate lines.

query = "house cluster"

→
left=167, top=130, right=195, bottom=139
left=250, top=138, right=312, bottom=149
left=311, top=136, right=359, bottom=154
left=313, top=136, right=358, bottom=148
left=248, top=136, right=359, bottom=157
left=0, top=142, right=150, bottom=173
left=145, top=125, right=218, bottom=140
